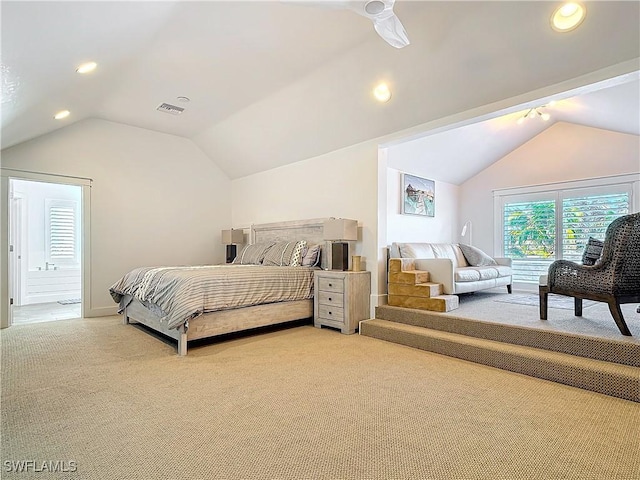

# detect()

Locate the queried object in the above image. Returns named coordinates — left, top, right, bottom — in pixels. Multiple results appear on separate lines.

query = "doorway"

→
left=0, top=168, right=95, bottom=328
left=5, top=176, right=86, bottom=325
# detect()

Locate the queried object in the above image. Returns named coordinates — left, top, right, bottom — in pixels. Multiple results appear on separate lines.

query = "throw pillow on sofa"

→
left=458, top=244, right=498, bottom=267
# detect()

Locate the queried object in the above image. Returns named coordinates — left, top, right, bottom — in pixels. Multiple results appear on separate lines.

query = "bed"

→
left=110, top=218, right=328, bottom=355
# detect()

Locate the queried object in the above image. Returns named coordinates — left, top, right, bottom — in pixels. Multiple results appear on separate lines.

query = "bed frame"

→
left=122, top=218, right=328, bottom=355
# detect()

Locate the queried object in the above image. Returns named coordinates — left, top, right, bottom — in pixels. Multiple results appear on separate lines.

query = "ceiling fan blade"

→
left=283, top=0, right=410, bottom=48
left=372, top=12, right=410, bottom=48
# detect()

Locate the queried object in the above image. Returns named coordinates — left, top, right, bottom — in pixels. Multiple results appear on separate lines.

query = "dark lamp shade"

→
left=323, top=219, right=358, bottom=241
left=221, top=229, right=244, bottom=245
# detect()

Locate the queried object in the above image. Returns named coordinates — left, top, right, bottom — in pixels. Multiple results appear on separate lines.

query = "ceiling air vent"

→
left=156, top=103, right=184, bottom=115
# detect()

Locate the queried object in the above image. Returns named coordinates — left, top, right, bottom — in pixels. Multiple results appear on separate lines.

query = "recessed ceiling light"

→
left=551, top=2, right=586, bottom=32
left=373, top=83, right=391, bottom=102
left=76, top=61, right=97, bottom=74
left=54, top=110, right=70, bottom=120
left=177, top=96, right=191, bottom=103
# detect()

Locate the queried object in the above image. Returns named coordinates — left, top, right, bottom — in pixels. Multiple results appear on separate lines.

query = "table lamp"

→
left=323, top=218, right=358, bottom=271
left=221, top=229, right=244, bottom=263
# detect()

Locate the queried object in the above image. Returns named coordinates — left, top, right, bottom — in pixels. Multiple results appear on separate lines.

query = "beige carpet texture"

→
left=2, top=315, right=640, bottom=480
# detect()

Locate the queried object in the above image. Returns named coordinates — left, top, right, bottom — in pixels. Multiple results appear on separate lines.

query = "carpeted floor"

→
left=450, top=288, right=640, bottom=343
left=2, top=315, right=639, bottom=479
left=494, top=292, right=597, bottom=310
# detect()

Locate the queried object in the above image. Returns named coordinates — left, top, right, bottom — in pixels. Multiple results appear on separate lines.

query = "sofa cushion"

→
left=455, top=267, right=481, bottom=282
left=431, top=244, right=468, bottom=267
left=474, top=267, right=500, bottom=281
left=493, top=265, right=512, bottom=277
left=458, top=244, right=498, bottom=266
left=397, top=243, right=435, bottom=259
left=455, top=266, right=504, bottom=282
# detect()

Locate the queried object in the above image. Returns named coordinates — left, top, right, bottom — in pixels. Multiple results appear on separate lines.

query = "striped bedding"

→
left=109, top=264, right=315, bottom=329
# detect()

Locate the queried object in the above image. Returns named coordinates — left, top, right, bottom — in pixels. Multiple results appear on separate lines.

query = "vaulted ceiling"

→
left=386, top=76, right=640, bottom=185
left=2, top=1, right=639, bottom=180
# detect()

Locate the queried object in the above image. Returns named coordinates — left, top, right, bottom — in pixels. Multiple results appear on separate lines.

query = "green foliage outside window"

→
left=501, top=191, right=629, bottom=284
left=504, top=201, right=555, bottom=258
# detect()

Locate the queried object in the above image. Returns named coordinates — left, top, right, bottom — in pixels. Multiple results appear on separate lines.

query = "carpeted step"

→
left=360, top=319, right=640, bottom=402
left=375, top=305, right=640, bottom=367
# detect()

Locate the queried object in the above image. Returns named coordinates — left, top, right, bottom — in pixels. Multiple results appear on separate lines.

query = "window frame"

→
left=493, top=174, right=637, bottom=288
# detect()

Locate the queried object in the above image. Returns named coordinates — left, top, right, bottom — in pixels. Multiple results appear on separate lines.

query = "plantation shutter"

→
left=503, top=198, right=556, bottom=283
left=48, top=202, right=77, bottom=263
left=496, top=180, right=633, bottom=286
left=561, top=192, right=630, bottom=262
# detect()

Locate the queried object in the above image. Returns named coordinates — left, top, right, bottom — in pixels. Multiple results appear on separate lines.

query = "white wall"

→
left=232, top=141, right=381, bottom=311
left=459, top=122, right=640, bottom=255
left=1, top=118, right=232, bottom=316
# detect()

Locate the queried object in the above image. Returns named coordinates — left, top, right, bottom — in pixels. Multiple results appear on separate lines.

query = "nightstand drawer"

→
left=318, top=277, right=344, bottom=293
left=318, top=304, right=344, bottom=321
left=318, top=291, right=343, bottom=307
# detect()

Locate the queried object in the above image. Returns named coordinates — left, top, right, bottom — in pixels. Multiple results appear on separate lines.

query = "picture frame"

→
left=401, top=173, right=435, bottom=217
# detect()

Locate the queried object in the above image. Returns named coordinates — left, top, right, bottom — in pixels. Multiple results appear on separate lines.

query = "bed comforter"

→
left=109, top=265, right=315, bottom=329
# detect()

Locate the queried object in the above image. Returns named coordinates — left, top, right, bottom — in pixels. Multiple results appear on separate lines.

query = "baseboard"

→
left=84, top=306, right=118, bottom=318
left=371, top=293, right=388, bottom=305
left=370, top=294, right=388, bottom=317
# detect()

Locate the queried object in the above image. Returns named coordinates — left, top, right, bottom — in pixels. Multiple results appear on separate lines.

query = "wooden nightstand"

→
left=314, top=270, right=371, bottom=334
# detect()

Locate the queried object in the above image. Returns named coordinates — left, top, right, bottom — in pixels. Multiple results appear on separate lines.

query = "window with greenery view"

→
left=499, top=184, right=631, bottom=284
left=561, top=193, right=629, bottom=262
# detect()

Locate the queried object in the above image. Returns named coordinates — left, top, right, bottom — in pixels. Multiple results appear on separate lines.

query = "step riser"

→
left=388, top=294, right=458, bottom=312
left=388, top=258, right=416, bottom=273
left=361, top=322, right=640, bottom=402
left=388, top=283, right=442, bottom=297
left=375, top=305, right=640, bottom=367
left=388, top=271, right=431, bottom=285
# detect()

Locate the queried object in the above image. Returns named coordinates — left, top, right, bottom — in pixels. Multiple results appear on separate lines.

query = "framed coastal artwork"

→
left=401, top=173, right=435, bottom=217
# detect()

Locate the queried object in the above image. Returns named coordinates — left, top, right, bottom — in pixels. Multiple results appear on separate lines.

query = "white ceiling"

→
left=386, top=77, right=640, bottom=185
left=2, top=1, right=639, bottom=181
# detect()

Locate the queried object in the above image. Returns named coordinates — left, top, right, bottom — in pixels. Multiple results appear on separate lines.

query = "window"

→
left=46, top=199, right=79, bottom=265
left=496, top=179, right=634, bottom=286
left=503, top=195, right=556, bottom=283
left=560, top=192, right=629, bottom=262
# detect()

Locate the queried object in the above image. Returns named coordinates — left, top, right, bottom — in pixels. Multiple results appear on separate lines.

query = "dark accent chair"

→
left=539, top=212, right=640, bottom=336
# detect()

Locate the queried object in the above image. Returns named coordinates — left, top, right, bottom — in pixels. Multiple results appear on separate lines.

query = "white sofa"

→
left=389, top=242, right=512, bottom=295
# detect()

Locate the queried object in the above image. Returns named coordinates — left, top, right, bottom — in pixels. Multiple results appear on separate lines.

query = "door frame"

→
left=9, top=192, right=24, bottom=306
left=1, top=168, right=92, bottom=328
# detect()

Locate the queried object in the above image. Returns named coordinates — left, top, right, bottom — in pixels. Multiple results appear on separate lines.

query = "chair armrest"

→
left=548, top=259, right=614, bottom=295
left=494, top=257, right=512, bottom=267
left=414, top=258, right=455, bottom=294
